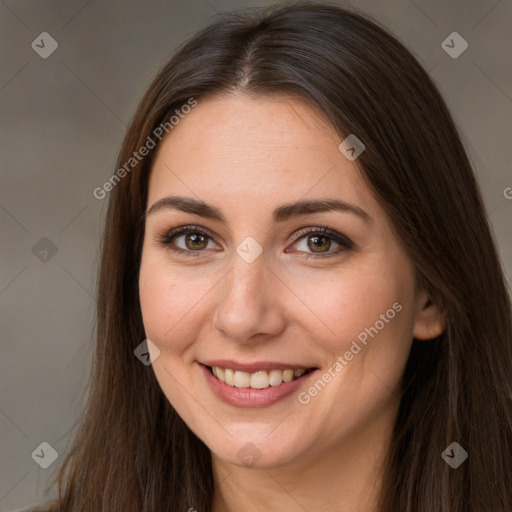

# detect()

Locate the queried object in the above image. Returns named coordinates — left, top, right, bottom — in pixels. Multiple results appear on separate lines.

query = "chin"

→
left=205, top=428, right=308, bottom=469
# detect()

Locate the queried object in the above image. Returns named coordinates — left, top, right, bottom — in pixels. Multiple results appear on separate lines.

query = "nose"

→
left=212, top=251, right=286, bottom=345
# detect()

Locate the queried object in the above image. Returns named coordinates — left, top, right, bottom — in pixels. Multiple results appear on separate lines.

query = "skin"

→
left=138, top=93, right=445, bottom=512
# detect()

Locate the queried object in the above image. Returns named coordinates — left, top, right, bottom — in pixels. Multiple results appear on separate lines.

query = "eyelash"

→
left=154, top=225, right=353, bottom=260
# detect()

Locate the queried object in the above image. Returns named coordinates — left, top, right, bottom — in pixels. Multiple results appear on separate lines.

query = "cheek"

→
left=292, top=259, right=415, bottom=422
left=288, top=260, right=410, bottom=345
left=138, top=252, right=207, bottom=354
left=138, top=254, right=208, bottom=423
left=287, top=251, right=416, bottom=391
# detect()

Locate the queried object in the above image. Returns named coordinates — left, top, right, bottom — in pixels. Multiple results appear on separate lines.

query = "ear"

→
left=412, top=288, right=446, bottom=340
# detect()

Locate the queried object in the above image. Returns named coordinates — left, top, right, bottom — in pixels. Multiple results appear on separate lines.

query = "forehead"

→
left=147, top=93, right=375, bottom=218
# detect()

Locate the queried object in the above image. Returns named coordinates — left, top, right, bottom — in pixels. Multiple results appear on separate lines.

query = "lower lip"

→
left=199, top=364, right=317, bottom=408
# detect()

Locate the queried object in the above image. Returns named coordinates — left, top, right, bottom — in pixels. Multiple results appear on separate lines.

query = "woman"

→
left=23, top=2, right=512, bottom=511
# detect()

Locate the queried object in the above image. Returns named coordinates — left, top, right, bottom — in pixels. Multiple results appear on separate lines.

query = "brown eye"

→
left=305, top=234, right=334, bottom=253
left=288, top=227, right=353, bottom=259
left=156, top=226, right=220, bottom=257
left=156, top=225, right=353, bottom=260
left=182, top=232, right=209, bottom=251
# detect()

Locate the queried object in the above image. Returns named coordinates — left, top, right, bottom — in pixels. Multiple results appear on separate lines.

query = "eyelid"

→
left=289, top=226, right=353, bottom=248
left=155, top=225, right=220, bottom=256
left=154, top=224, right=353, bottom=257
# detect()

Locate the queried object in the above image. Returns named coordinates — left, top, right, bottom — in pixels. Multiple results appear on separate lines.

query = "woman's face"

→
left=139, top=93, right=443, bottom=469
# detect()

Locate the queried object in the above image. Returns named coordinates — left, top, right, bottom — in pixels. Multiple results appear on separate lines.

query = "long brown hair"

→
left=44, top=2, right=512, bottom=511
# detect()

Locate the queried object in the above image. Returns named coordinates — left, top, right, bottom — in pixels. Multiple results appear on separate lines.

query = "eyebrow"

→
left=146, top=195, right=372, bottom=224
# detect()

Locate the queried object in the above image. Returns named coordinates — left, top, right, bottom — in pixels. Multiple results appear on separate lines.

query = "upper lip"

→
left=201, top=360, right=317, bottom=373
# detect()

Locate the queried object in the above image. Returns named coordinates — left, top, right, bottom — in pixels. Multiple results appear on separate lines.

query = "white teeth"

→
left=234, top=370, right=250, bottom=388
left=268, top=369, right=283, bottom=386
left=250, top=371, right=269, bottom=389
left=282, top=369, right=293, bottom=382
left=211, top=366, right=309, bottom=389
left=225, top=368, right=235, bottom=386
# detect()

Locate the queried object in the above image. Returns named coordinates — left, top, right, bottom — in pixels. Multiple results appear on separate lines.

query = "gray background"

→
left=0, top=0, right=510, bottom=510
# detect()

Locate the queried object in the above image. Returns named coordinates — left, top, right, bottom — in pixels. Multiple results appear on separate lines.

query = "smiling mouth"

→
left=205, top=365, right=316, bottom=389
